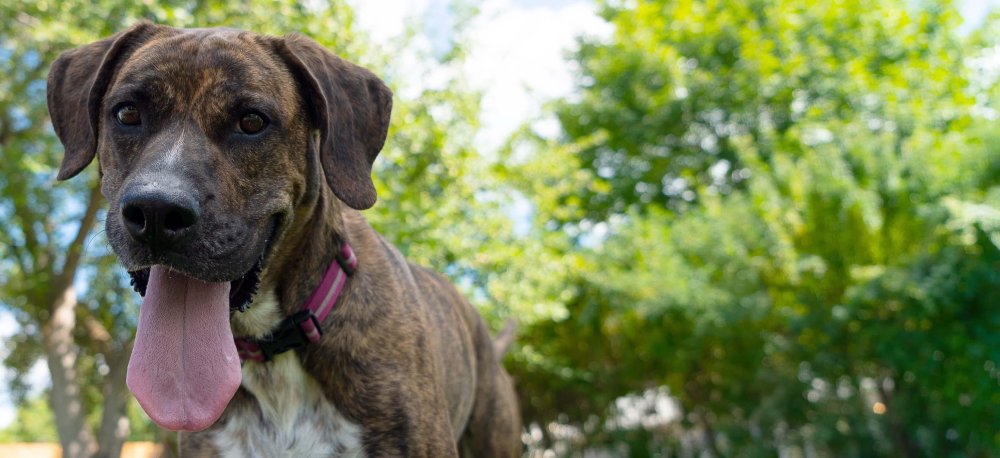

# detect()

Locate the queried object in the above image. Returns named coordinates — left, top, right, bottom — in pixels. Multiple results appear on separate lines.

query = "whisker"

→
left=85, top=229, right=108, bottom=252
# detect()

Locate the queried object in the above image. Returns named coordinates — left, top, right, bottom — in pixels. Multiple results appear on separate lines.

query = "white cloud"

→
left=351, top=0, right=610, bottom=152
left=463, top=0, right=610, bottom=150
left=350, top=0, right=430, bottom=45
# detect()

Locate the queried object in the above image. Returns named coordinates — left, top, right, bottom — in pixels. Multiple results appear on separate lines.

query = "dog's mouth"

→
left=125, top=215, right=282, bottom=431
left=128, top=254, right=263, bottom=312
left=127, top=217, right=279, bottom=312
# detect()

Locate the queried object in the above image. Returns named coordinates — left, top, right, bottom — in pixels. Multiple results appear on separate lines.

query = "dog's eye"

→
left=115, top=104, right=141, bottom=126
left=238, top=113, right=268, bottom=134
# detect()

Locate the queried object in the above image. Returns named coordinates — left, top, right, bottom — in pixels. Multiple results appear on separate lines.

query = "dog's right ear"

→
left=47, top=21, right=161, bottom=180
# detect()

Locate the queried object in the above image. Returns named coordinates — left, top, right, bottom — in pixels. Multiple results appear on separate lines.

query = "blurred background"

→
left=1, top=0, right=998, bottom=456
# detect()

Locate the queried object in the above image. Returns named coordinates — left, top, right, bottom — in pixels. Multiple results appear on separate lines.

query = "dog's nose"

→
left=121, top=189, right=200, bottom=249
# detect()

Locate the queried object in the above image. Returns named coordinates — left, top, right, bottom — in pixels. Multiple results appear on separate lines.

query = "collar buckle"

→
left=236, top=241, right=355, bottom=363
left=256, top=310, right=322, bottom=361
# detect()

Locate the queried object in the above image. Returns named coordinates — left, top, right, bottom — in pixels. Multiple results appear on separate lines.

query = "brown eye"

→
left=238, top=113, right=267, bottom=134
left=115, top=104, right=141, bottom=125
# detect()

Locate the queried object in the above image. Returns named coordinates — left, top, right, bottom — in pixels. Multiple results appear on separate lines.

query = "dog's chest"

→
left=212, top=342, right=364, bottom=457
left=214, top=352, right=364, bottom=457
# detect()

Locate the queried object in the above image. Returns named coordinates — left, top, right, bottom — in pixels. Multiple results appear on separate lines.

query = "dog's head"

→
left=49, top=21, right=391, bottom=304
left=47, top=22, right=392, bottom=431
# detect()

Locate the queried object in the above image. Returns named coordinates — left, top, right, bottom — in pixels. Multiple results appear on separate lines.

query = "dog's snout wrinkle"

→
left=121, top=186, right=201, bottom=251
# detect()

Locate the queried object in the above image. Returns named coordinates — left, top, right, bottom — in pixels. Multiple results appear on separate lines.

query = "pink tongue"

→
left=127, top=265, right=241, bottom=432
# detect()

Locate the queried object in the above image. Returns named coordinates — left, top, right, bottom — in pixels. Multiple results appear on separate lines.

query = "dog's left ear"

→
left=276, top=34, right=393, bottom=210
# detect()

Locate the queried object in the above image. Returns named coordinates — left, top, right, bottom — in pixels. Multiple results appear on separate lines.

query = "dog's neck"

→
left=231, top=184, right=353, bottom=339
left=277, top=186, right=351, bottom=317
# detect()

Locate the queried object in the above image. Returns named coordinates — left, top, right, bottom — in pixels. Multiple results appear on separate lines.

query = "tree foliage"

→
left=506, top=0, right=1000, bottom=455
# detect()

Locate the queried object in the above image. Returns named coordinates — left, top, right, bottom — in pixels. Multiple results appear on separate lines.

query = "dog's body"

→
left=47, top=22, right=520, bottom=456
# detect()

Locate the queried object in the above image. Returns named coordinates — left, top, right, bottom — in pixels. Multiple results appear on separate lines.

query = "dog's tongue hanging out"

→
left=126, top=266, right=242, bottom=432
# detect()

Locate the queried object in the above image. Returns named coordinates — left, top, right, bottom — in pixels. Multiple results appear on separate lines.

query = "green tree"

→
left=1, top=3, right=140, bottom=455
left=507, top=0, right=1000, bottom=455
left=0, top=395, right=57, bottom=442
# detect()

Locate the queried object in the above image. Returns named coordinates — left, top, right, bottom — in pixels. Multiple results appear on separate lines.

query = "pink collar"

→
left=234, top=242, right=357, bottom=362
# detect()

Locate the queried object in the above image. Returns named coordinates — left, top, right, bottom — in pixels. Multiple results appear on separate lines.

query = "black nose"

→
left=121, top=189, right=200, bottom=249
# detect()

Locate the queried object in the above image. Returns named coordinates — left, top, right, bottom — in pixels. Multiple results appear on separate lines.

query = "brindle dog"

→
left=47, top=21, right=521, bottom=457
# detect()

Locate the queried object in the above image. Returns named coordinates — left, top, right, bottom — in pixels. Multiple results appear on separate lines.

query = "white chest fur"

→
left=214, top=292, right=365, bottom=457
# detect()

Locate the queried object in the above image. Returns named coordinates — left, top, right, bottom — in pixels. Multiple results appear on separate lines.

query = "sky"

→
left=1, top=0, right=998, bottom=430
left=351, top=0, right=612, bottom=151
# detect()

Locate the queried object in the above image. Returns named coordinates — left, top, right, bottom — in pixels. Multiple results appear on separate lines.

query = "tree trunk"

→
left=697, top=408, right=720, bottom=457
left=877, top=377, right=918, bottom=457
left=40, top=180, right=105, bottom=457
left=94, top=342, right=133, bottom=458
left=42, top=285, right=97, bottom=458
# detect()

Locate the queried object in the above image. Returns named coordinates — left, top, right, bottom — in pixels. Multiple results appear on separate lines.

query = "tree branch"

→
left=52, top=177, right=103, bottom=298
left=2, top=236, right=30, bottom=279
left=81, top=314, right=113, bottom=355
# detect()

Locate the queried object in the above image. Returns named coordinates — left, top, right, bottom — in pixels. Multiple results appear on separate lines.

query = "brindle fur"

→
left=47, top=22, right=521, bottom=457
